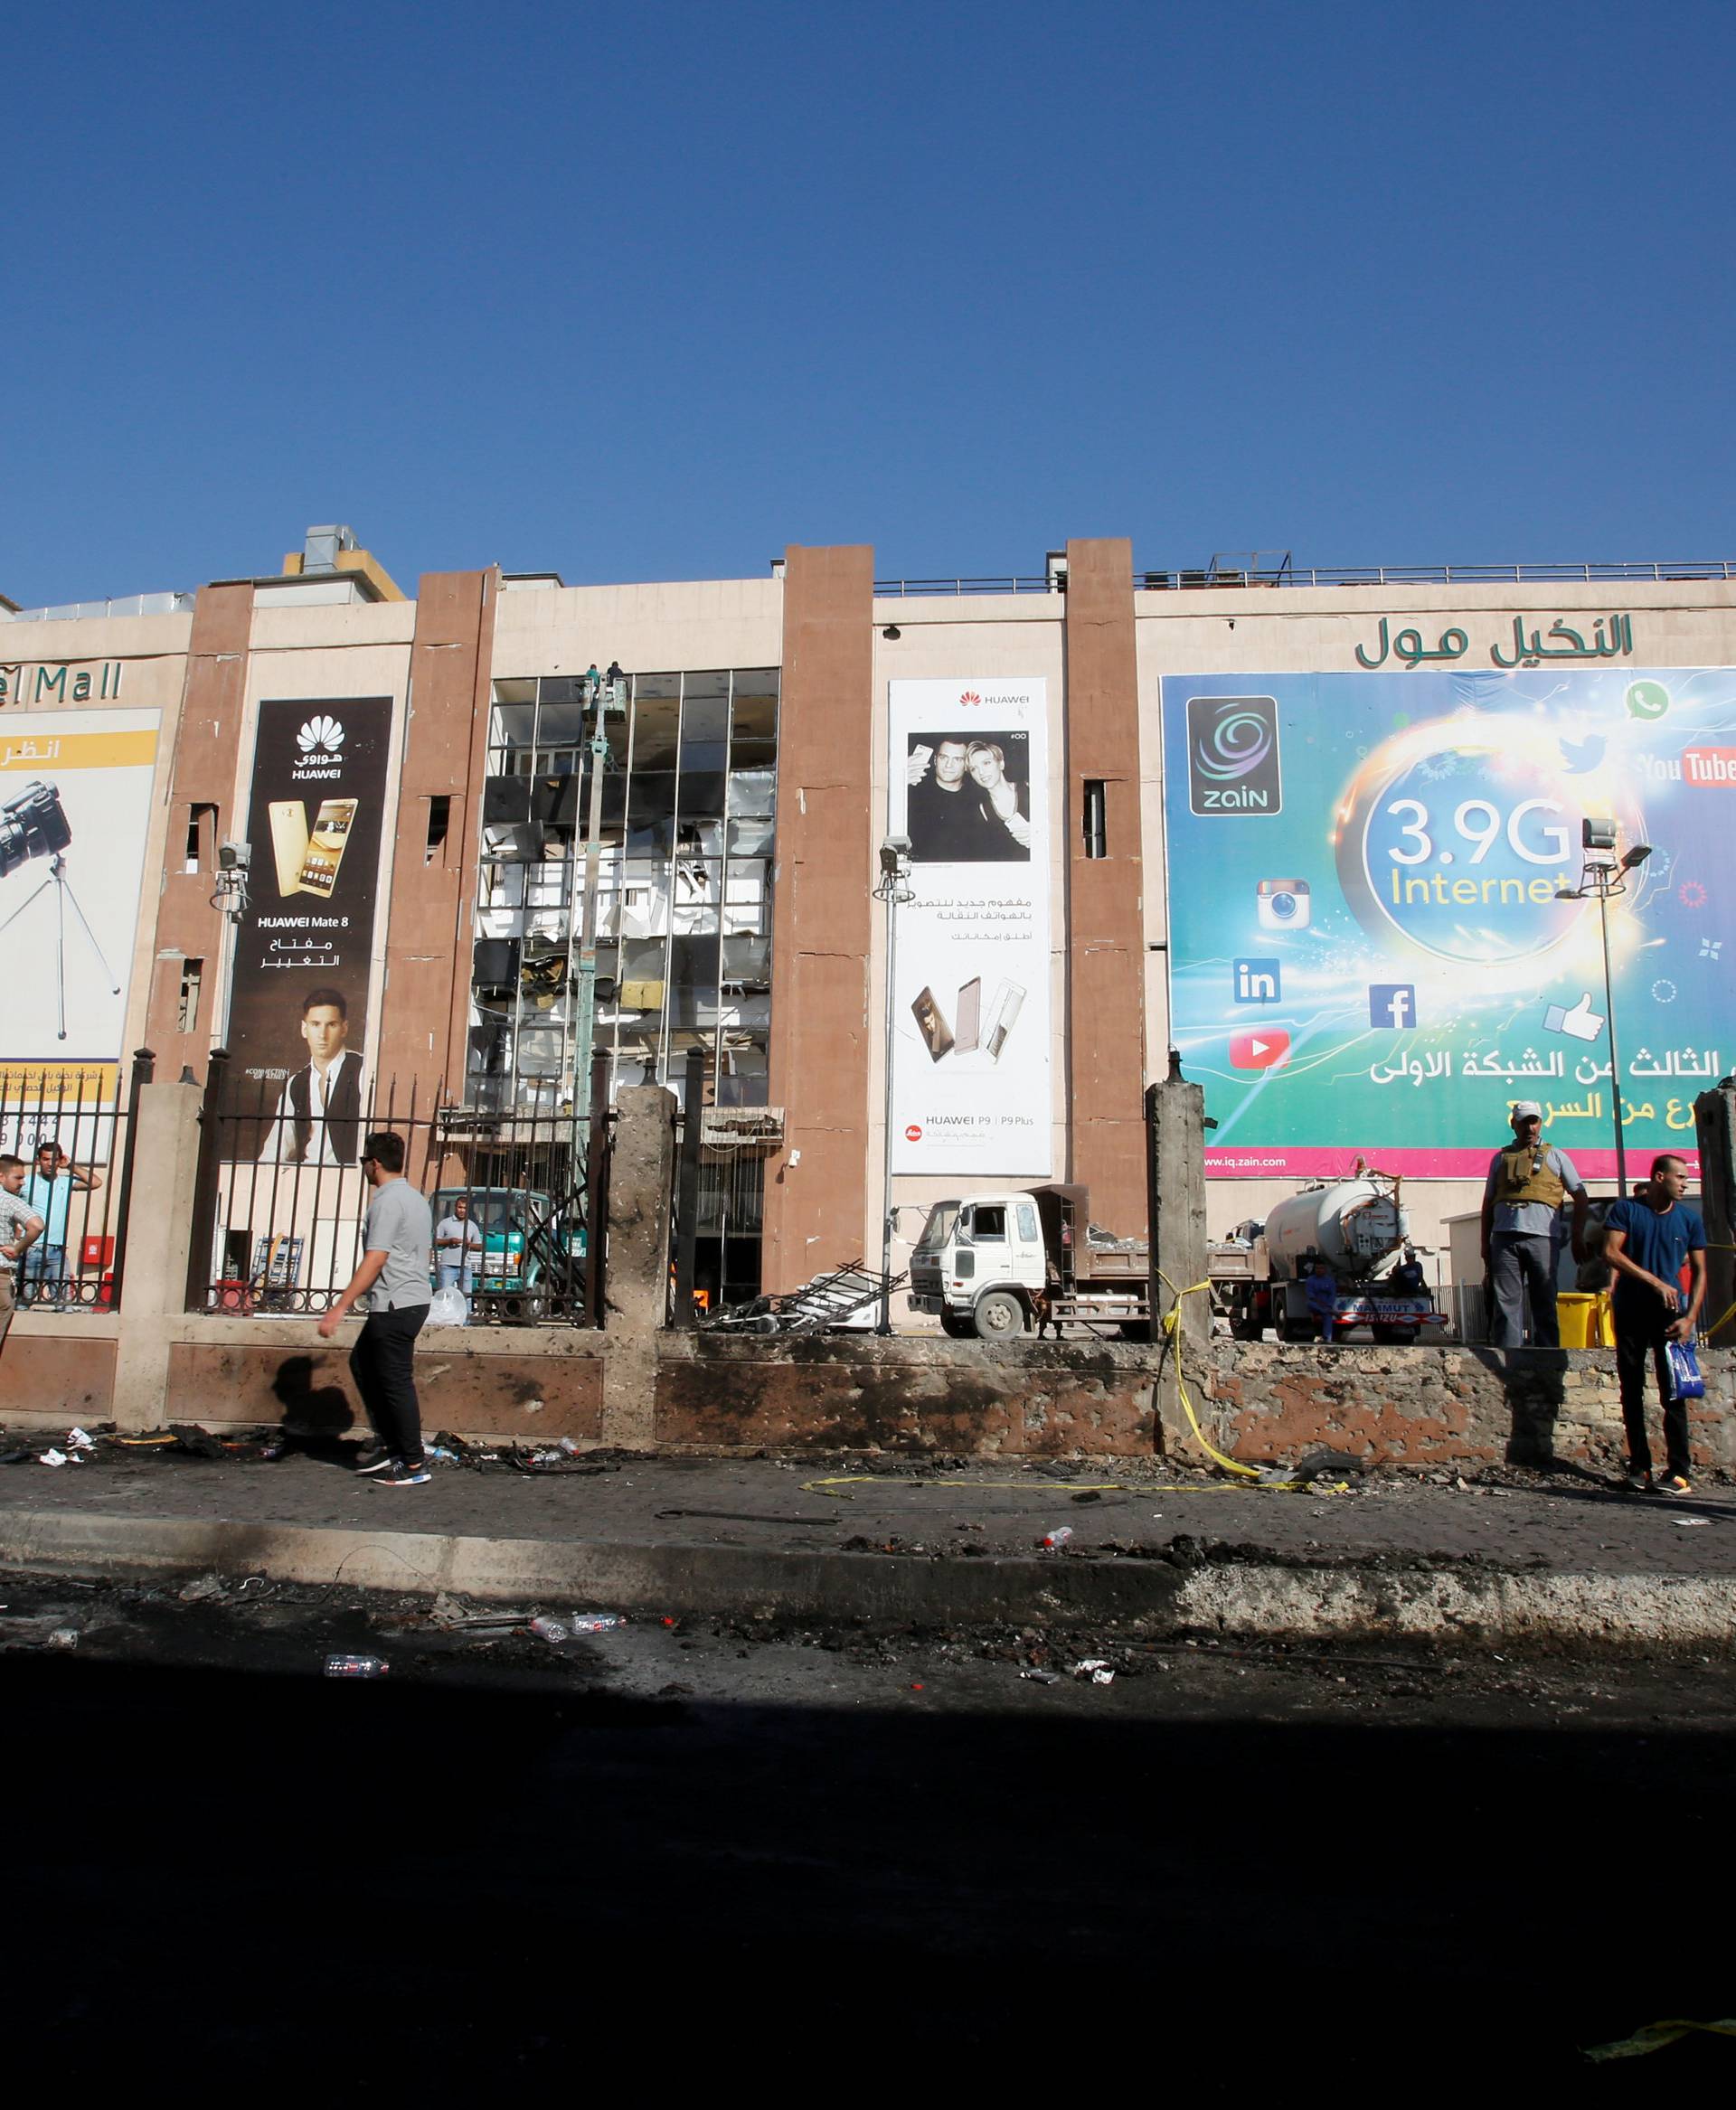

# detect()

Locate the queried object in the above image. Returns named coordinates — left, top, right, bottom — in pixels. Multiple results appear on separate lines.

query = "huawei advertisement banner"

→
left=1161, top=669, right=1735, bottom=1179
left=887, top=679, right=1051, bottom=1176
left=227, top=698, right=392, bottom=1163
left=0, top=710, right=161, bottom=1122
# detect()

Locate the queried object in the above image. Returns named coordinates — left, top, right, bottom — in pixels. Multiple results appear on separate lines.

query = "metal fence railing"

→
left=872, top=559, right=1736, bottom=598
left=1, top=1050, right=149, bottom=1311
left=190, top=1057, right=608, bottom=1325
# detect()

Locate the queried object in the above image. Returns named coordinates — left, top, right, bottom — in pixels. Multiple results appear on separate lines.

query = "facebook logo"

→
left=1232, top=957, right=1281, bottom=1003
left=1368, top=983, right=1417, bottom=1028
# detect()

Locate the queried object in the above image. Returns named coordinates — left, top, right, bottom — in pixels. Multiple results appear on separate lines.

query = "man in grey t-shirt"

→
left=318, top=1130, right=434, bottom=1484
left=0, top=1154, right=46, bottom=1361
left=1480, top=1100, right=1589, bottom=1348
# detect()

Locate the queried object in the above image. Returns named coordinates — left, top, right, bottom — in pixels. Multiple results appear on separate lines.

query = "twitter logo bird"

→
left=1559, top=733, right=1606, bottom=774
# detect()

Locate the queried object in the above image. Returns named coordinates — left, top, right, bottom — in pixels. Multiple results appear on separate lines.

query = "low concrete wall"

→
left=6, top=1316, right=1733, bottom=1473
left=0, top=1316, right=119, bottom=1424
left=1203, top=1342, right=1734, bottom=1476
left=655, top=1334, right=1156, bottom=1455
left=163, top=1319, right=605, bottom=1444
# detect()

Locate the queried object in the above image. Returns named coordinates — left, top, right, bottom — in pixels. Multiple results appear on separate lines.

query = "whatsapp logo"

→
left=1626, top=680, right=1670, bottom=721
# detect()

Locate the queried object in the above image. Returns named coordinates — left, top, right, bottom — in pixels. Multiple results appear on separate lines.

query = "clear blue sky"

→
left=6, top=0, right=1733, bottom=607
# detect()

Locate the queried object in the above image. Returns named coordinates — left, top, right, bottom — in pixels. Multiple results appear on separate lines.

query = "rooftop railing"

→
left=873, top=559, right=1736, bottom=598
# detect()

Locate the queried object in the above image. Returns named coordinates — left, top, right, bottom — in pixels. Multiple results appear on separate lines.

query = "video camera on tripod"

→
left=0, top=779, right=73, bottom=878
left=0, top=780, right=119, bottom=1040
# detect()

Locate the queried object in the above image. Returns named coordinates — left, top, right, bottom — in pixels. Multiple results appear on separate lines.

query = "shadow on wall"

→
left=270, top=1353, right=356, bottom=1460
left=1477, top=1347, right=1608, bottom=1481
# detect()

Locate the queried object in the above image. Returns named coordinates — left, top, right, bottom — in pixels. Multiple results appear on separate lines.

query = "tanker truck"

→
left=1256, top=1169, right=1445, bottom=1343
left=906, top=1172, right=1441, bottom=1342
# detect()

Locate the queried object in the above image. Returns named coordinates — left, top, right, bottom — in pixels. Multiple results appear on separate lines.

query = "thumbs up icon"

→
left=1543, top=993, right=1606, bottom=1042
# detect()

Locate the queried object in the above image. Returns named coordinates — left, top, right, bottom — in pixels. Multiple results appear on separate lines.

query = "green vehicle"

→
left=430, top=1186, right=587, bottom=1320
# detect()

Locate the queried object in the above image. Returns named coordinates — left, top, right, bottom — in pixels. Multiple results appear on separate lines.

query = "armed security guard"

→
left=1479, top=1099, right=1590, bottom=1347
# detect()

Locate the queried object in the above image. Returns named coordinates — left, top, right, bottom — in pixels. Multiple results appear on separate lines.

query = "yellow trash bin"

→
left=1556, top=1293, right=1602, bottom=1349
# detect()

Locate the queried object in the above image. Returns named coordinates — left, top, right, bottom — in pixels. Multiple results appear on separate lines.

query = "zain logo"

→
left=1186, top=694, right=1281, bottom=816
left=297, top=714, right=345, bottom=757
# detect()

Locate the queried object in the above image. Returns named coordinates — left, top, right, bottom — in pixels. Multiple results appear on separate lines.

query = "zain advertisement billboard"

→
left=1160, top=669, right=1734, bottom=1179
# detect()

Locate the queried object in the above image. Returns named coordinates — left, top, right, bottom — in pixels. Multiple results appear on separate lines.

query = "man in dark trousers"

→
left=317, top=1131, right=434, bottom=1485
left=1603, top=1153, right=1706, bottom=1494
left=1480, top=1099, right=1589, bottom=1346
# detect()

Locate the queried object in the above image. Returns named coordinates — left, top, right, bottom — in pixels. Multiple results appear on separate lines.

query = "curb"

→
left=1, top=1508, right=1732, bottom=1648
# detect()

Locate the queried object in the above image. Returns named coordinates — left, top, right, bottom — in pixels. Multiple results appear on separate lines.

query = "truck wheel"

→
left=939, top=1311, right=972, bottom=1338
left=973, top=1291, right=1027, bottom=1341
left=1372, top=1324, right=1418, bottom=1345
left=1116, top=1321, right=1151, bottom=1342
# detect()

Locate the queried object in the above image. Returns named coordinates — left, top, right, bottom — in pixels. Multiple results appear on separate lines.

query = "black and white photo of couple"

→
left=903, top=733, right=1031, bottom=863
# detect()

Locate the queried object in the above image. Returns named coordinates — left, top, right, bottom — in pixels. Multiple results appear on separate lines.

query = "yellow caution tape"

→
left=1156, top=1272, right=1265, bottom=1479
left=1583, top=2016, right=1736, bottom=2063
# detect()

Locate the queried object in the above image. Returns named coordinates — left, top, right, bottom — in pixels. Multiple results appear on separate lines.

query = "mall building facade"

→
left=5, top=531, right=1733, bottom=1308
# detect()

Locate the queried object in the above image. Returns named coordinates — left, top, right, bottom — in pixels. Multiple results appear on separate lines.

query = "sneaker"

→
left=1618, top=1470, right=1655, bottom=1493
left=375, top=1460, right=431, bottom=1486
left=1656, top=1471, right=1694, bottom=1495
left=354, top=1446, right=397, bottom=1476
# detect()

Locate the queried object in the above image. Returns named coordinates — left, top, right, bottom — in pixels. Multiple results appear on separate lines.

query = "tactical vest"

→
left=1491, top=1144, right=1566, bottom=1211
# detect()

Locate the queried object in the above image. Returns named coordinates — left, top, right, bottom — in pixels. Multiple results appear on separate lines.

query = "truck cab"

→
left=908, top=1192, right=1048, bottom=1338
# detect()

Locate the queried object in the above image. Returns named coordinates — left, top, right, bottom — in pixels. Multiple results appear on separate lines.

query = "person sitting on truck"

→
left=1304, top=1258, right=1341, bottom=1342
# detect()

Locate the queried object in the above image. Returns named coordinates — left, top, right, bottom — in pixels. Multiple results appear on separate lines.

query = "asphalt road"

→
left=5, top=1577, right=1731, bottom=2092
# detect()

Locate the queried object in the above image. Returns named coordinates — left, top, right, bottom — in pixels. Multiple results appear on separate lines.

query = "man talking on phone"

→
left=1480, top=1099, right=1589, bottom=1347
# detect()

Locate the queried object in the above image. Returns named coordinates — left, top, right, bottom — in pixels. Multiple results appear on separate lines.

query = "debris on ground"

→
left=324, top=1653, right=389, bottom=1677
left=38, top=1448, right=70, bottom=1467
left=177, top=1573, right=230, bottom=1604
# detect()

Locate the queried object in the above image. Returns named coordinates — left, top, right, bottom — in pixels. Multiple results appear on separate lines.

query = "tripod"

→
left=0, top=854, right=121, bottom=1041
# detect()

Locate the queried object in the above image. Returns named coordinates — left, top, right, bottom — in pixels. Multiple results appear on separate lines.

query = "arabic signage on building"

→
left=227, top=698, right=392, bottom=1158
left=1354, top=613, right=1637, bottom=670
left=0, top=709, right=161, bottom=1101
left=886, top=679, right=1051, bottom=1176
left=1161, top=668, right=1732, bottom=1179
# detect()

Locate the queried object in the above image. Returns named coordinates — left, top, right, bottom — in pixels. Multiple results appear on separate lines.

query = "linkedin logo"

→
left=1233, top=957, right=1282, bottom=1003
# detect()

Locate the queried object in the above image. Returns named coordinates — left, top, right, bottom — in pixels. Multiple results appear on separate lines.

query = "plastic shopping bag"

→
left=427, top=1286, right=468, bottom=1329
left=1665, top=1338, right=1705, bottom=1400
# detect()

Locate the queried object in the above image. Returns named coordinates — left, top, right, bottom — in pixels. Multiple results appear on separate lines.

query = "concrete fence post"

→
left=1146, top=1053, right=1210, bottom=1455
left=109, top=1079, right=205, bottom=1431
left=599, top=1084, right=677, bottom=1451
left=1694, top=1084, right=1736, bottom=1345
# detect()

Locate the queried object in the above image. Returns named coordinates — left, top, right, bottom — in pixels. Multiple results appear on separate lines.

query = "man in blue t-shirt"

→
left=1602, top=1153, right=1706, bottom=1494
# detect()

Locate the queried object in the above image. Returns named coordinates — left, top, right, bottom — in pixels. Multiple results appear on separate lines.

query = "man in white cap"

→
left=1480, top=1100, right=1590, bottom=1347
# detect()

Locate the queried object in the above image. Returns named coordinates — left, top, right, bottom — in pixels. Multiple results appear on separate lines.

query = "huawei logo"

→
left=958, top=691, right=981, bottom=707
left=297, top=714, right=345, bottom=756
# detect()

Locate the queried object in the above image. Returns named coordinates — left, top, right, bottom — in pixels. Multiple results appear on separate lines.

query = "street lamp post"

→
left=873, top=834, right=914, bottom=1335
left=1557, top=817, right=1651, bottom=1194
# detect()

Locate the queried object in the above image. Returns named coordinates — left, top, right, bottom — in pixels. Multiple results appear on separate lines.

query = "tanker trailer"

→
left=1262, top=1169, right=1442, bottom=1343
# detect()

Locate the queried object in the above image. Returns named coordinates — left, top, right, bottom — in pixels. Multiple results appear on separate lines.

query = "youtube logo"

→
left=1230, top=1029, right=1290, bottom=1071
left=1684, top=747, right=1736, bottom=787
